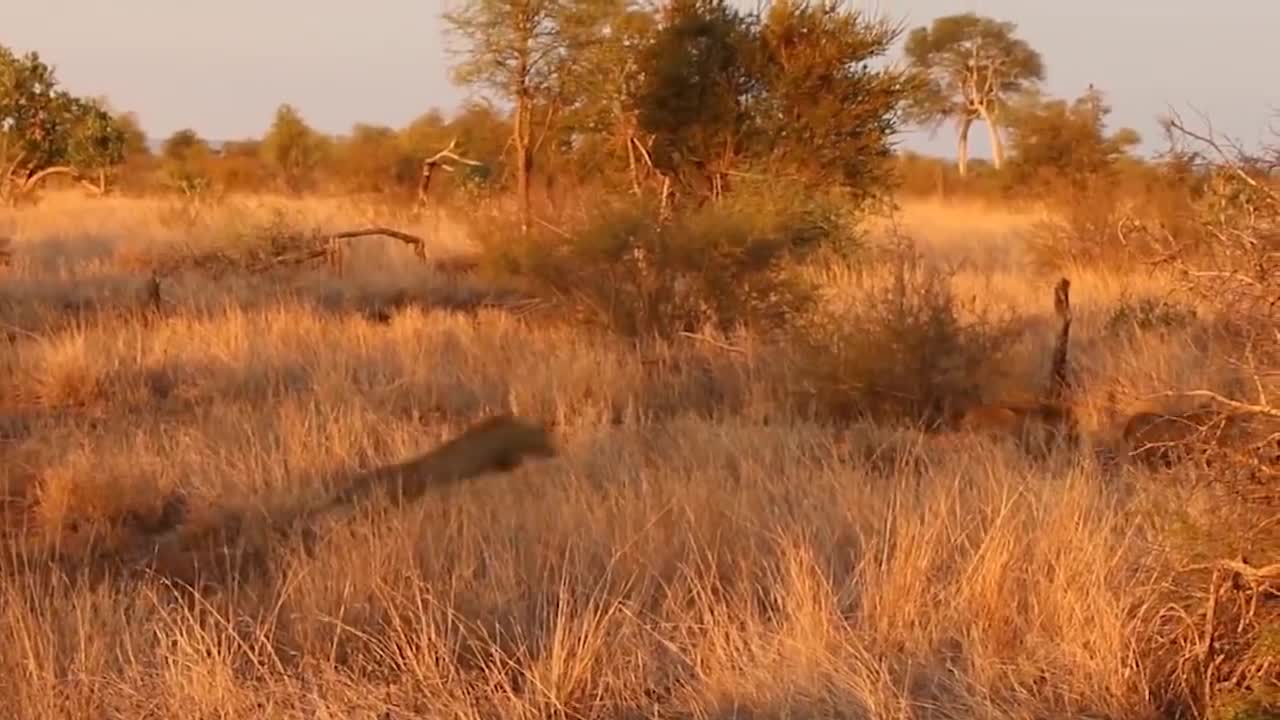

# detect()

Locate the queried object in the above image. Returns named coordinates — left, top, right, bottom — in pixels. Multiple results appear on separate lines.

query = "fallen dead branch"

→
left=416, top=138, right=484, bottom=211
left=1143, top=390, right=1280, bottom=420
left=1203, top=557, right=1280, bottom=584
left=327, top=226, right=430, bottom=265
left=133, top=223, right=486, bottom=280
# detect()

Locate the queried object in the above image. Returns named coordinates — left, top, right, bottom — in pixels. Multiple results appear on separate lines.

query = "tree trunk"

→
left=19, top=166, right=79, bottom=196
left=626, top=135, right=641, bottom=196
left=955, top=116, right=972, bottom=177
left=514, top=95, right=531, bottom=237
left=978, top=106, right=1005, bottom=170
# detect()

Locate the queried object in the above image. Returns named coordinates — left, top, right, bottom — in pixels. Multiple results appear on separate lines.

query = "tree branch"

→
left=329, top=227, right=428, bottom=252
left=1143, top=390, right=1280, bottom=419
left=19, top=165, right=80, bottom=193
left=1164, top=115, right=1280, bottom=206
left=424, top=137, right=484, bottom=168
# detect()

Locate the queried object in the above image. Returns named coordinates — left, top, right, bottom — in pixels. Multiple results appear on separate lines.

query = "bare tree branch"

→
left=1143, top=390, right=1280, bottom=419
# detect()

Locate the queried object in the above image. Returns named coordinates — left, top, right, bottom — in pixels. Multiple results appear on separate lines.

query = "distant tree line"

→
left=0, top=2, right=1228, bottom=213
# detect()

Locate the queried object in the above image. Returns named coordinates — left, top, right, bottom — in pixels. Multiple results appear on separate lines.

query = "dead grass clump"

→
left=792, top=241, right=1022, bottom=427
left=472, top=191, right=855, bottom=338
left=1023, top=170, right=1203, bottom=275
left=1022, top=183, right=1146, bottom=273
left=123, top=208, right=340, bottom=277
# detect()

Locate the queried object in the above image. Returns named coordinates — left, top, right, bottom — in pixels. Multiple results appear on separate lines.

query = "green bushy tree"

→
left=0, top=46, right=127, bottom=202
left=260, top=103, right=329, bottom=193
left=1005, top=86, right=1141, bottom=190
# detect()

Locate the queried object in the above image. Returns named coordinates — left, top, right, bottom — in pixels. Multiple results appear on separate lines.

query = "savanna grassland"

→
left=3, top=0, right=1280, bottom=716
left=1, top=189, right=1275, bottom=720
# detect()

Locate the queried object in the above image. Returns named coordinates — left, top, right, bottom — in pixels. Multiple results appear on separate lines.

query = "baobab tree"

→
left=904, top=13, right=1043, bottom=176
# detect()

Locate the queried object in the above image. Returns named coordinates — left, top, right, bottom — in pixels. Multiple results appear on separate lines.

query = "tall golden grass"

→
left=0, top=191, right=1274, bottom=719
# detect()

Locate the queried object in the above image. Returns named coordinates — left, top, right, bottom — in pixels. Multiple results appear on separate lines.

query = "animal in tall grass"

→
left=16, top=414, right=557, bottom=589
left=955, top=277, right=1080, bottom=455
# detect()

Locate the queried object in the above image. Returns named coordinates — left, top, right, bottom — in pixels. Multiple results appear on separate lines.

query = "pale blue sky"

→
left=7, top=0, right=1279, bottom=158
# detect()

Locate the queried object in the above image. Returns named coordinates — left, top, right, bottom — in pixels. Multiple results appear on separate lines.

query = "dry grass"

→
left=1, top=192, right=1275, bottom=719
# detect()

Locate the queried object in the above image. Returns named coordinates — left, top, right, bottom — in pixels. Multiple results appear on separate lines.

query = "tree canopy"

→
left=0, top=45, right=127, bottom=201
left=0, top=7, right=1160, bottom=213
left=260, top=104, right=329, bottom=193
left=904, top=13, right=1043, bottom=175
left=443, top=0, right=582, bottom=232
left=631, top=0, right=909, bottom=205
left=1004, top=86, right=1141, bottom=190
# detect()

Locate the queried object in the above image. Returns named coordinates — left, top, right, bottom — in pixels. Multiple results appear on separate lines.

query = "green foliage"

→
left=113, top=111, right=150, bottom=159
left=260, top=104, right=329, bottom=193
left=0, top=45, right=127, bottom=200
left=161, top=129, right=209, bottom=163
left=746, top=1, right=908, bottom=195
left=439, top=0, right=908, bottom=216
left=443, top=0, right=584, bottom=228
left=554, top=0, right=655, bottom=191
left=443, top=0, right=571, bottom=100
left=633, top=0, right=908, bottom=205
left=903, top=13, right=1044, bottom=119
left=436, top=103, right=509, bottom=184
left=1010, top=87, right=1166, bottom=272
left=474, top=188, right=854, bottom=338
left=1005, top=87, right=1141, bottom=190
left=394, top=104, right=508, bottom=198
left=635, top=0, right=753, bottom=194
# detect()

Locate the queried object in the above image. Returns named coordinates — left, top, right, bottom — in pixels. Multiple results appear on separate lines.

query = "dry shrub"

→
left=1104, top=294, right=1200, bottom=338
left=792, top=240, right=1022, bottom=427
left=1141, top=482, right=1280, bottom=720
left=472, top=190, right=858, bottom=338
left=1025, top=168, right=1199, bottom=273
left=1127, top=120, right=1280, bottom=720
left=126, top=207, right=337, bottom=276
left=1025, top=183, right=1132, bottom=272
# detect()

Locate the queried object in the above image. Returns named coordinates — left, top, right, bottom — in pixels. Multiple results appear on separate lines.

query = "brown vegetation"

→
left=954, top=277, right=1080, bottom=453
left=1122, top=408, right=1249, bottom=468
left=3, top=3, right=1279, bottom=718
left=2, top=193, right=1274, bottom=719
left=6, top=412, right=556, bottom=591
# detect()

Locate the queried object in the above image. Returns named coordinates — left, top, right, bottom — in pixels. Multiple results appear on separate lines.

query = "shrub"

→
left=1023, top=182, right=1131, bottom=272
left=1103, top=294, right=1198, bottom=338
left=790, top=240, right=1022, bottom=427
left=473, top=189, right=859, bottom=339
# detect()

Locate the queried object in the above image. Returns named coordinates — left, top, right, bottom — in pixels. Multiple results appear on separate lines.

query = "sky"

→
left=7, top=0, right=1279, bottom=159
